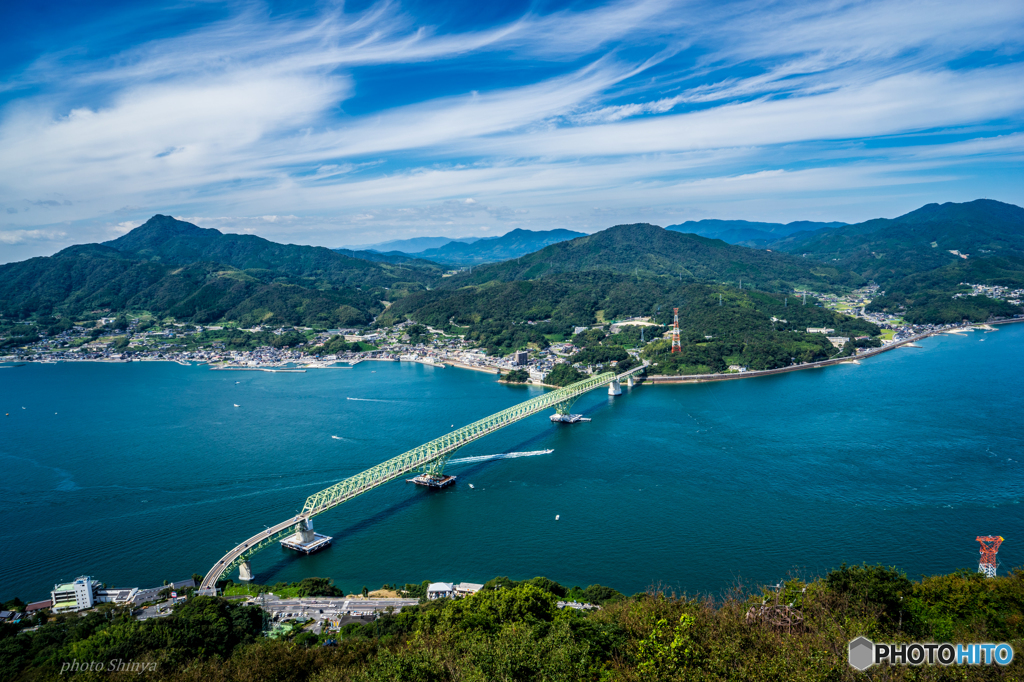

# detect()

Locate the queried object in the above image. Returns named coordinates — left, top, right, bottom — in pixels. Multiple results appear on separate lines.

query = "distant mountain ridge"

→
left=666, top=219, right=845, bottom=245
left=441, top=223, right=854, bottom=291
left=413, top=228, right=586, bottom=265
left=341, top=235, right=483, bottom=253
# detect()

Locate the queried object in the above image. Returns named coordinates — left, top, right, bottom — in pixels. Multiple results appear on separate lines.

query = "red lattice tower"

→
left=977, top=536, right=1004, bottom=578
left=671, top=307, right=681, bottom=353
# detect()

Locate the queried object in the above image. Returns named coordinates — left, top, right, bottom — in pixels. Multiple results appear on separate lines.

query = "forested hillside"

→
left=767, top=200, right=1024, bottom=323
left=385, top=274, right=877, bottom=362
left=381, top=223, right=873, bottom=358
left=0, top=216, right=442, bottom=327
left=772, top=200, right=1024, bottom=284
left=3, top=566, right=1023, bottom=681
left=105, top=215, right=442, bottom=288
left=444, top=223, right=861, bottom=292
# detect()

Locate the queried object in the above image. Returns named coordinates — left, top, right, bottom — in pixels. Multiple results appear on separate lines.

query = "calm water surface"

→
left=2, top=325, right=1022, bottom=600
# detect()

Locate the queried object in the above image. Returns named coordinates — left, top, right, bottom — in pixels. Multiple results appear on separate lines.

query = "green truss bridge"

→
left=199, top=365, right=645, bottom=591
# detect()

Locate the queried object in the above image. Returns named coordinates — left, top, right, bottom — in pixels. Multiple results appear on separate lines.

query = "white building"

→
left=426, top=582, right=455, bottom=600
left=827, top=337, right=850, bottom=348
left=454, top=583, right=483, bottom=597
left=51, top=576, right=98, bottom=613
left=807, top=327, right=835, bottom=334
left=96, top=588, right=139, bottom=605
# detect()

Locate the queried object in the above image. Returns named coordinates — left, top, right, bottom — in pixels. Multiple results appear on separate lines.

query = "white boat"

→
left=234, top=404, right=240, bottom=407
left=555, top=515, right=560, bottom=520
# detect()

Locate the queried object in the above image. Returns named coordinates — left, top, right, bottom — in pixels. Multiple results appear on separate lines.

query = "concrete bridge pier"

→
left=608, top=379, right=622, bottom=396
left=627, top=375, right=634, bottom=388
left=299, top=517, right=316, bottom=543
left=238, top=561, right=253, bottom=582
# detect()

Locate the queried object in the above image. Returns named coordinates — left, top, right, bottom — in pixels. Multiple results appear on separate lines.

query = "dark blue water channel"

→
left=2, top=324, right=1023, bottom=601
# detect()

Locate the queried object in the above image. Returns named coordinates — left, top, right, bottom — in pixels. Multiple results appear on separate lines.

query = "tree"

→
left=544, top=364, right=584, bottom=387
left=362, top=586, right=369, bottom=598
left=296, top=577, right=344, bottom=598
left=526, top=576, right=567, bottom=598
left=504, top=369, right=529, bottom=383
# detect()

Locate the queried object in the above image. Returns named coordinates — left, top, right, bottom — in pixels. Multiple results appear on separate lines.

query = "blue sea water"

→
left=1, top=325, right=1023, bottom=601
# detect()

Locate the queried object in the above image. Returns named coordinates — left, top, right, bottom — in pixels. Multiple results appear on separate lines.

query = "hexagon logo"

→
left=849, top=637, right=875, bottom=670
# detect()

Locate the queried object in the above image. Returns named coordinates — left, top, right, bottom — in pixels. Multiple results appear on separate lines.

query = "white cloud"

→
left=0, top=0, right=1022, bottom=253
left=0, top=229, right=68, bottom=244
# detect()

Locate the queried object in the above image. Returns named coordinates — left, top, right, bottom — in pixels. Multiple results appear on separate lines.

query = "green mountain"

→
left=771, top=199, right=1024, bottom=284
left=413, top=228, right=586, bottom=264
left=767, top=199, right=1024, bottom=322
left=666, top=218, right=844, bottom=245
left=0, top=215, right=443, bottom=326
left=447, top=223, right=859, bottom=291
left=105, top=215, right=442, bottom=287
left=382, top=223, right=874, bottom=361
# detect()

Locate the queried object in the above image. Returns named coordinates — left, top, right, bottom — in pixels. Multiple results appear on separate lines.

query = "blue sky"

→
left=1, top=0, right=1023, bottom=261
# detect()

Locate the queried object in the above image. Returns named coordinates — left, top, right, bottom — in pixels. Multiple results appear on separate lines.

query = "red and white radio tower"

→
left=671, top=307, right=681, bottom=353
left=976, top=536, right=1004, bottom=578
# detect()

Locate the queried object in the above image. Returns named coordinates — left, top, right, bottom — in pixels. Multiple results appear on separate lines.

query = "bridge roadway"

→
left=200, top=366, right=645, bottom=591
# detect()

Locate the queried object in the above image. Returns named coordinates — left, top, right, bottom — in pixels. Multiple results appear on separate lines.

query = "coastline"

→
left=642, top=319, right=1024, bottom=385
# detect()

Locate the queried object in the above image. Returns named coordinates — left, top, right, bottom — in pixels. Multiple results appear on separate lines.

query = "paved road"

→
left=254, top=596, right=419, bottom=621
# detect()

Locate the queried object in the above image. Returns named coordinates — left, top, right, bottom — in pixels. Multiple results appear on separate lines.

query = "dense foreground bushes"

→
left=3, top=565, right=1023, bottom=680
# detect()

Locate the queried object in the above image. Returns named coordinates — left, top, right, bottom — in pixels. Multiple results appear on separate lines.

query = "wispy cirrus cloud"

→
left=0, top=0, right=1022, bottom=261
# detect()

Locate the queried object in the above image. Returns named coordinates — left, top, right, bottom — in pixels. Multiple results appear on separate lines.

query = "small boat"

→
left=468, top=484, right=475, bottom=489
left=234, top=404, right=240, bottom=407
left=555, top=515, right=560, bottom=521
left=332, top=436, right=342, bottom=440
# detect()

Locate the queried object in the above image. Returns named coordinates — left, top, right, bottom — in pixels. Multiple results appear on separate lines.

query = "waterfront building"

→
left=426, top=582, right=455, bottom=600
left=454, top=582, right=483, bottom=596
left=51, top=576, right=98, bottom=613
left=25, top=600, right=51, bottom=613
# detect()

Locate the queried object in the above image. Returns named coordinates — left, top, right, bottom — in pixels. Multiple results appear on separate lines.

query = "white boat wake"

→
left=448, top=449, right=553, bottom=465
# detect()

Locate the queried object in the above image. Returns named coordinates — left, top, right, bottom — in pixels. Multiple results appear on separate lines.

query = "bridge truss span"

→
left=200, top=364, right=645, bottom=590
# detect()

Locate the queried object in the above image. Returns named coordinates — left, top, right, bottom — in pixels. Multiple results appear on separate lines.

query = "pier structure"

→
left=200, top=364, right=646, bottom=590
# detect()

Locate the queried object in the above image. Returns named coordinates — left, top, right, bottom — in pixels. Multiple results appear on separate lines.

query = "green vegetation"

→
left=5, top=567, right=1024, bottom=680
left=0, top=215, right=442, bottom=327
left=503, top=368, right=530, bottom=383
left=317, top=335, right=376, bottom=356
left=544, top=363, right=585, bottom=386
left=221, top=577, right=345, bottom=599
left=449, top=223, right=860, bottom=292
left=772, top=200, right=1024, bottom=323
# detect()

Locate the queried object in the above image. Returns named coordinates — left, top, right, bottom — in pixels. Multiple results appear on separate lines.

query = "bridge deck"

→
left=201, top=365, right=644, bottom=589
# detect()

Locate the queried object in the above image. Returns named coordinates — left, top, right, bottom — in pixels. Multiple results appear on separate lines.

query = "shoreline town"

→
left=2, top=285, right=1023, bottom=385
